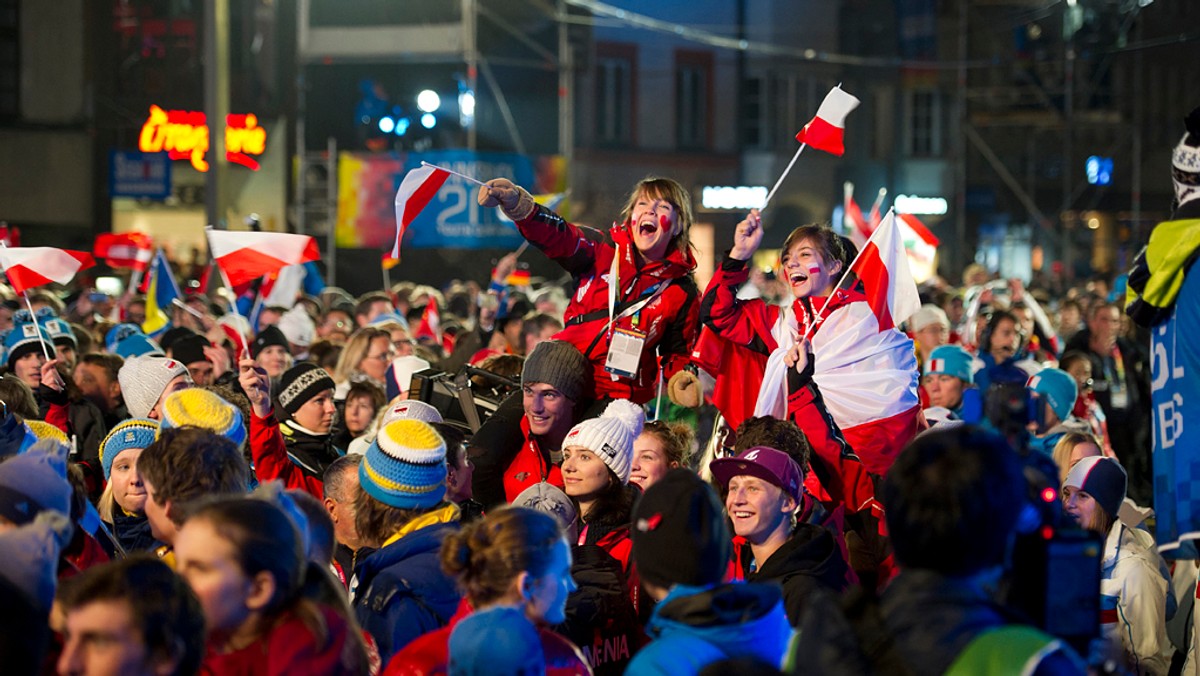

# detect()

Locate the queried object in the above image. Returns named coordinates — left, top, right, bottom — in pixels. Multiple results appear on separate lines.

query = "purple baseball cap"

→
left=710, top=446, right=804, bottom=503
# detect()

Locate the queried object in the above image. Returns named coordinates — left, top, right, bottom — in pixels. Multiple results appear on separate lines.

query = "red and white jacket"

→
left=514, top=205, right=700, bottom=404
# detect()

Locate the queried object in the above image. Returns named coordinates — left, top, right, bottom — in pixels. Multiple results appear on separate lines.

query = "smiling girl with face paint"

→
left=478, top=176, right=700, bottom=404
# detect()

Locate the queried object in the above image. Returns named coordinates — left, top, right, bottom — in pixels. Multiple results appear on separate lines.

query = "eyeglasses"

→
left=367, top=352, right=392, bottom=362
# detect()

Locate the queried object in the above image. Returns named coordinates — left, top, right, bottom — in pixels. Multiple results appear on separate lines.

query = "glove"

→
left=477, top=179, right=536, bottom=221
left=667, top=369, right=702, bottom=408
left=786, top=351, right=816, bottom=392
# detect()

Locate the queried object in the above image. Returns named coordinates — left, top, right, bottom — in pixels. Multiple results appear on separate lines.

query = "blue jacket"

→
left=626, top=583, right=791, bottom=675
left=352, top=519, right=461, bottom=663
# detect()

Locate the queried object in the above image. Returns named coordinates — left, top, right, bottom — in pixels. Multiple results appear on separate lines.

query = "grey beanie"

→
left=521, top=340, right=591, bottom=402
left=118, top=354, right=192, bottom=419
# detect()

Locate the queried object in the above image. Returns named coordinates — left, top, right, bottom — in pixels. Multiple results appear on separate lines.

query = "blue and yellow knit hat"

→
left=360, top=419, right=447, bottom=509
left=158, top=389, right=247, bottom=450
left=99, top=418, right=159, bottom=480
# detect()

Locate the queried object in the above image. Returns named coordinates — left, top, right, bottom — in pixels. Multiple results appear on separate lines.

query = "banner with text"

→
left=336, top=150, right=567, bottom=250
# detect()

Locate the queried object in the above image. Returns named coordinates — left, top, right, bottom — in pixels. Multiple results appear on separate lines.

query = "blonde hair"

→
left=1052, top=431, right=1102, bottom=485
left=333, top=327, right=389, bottom=384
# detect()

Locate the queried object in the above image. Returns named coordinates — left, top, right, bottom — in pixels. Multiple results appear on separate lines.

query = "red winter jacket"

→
left=514, top=205, right=700, bottom=403
left=384, top=598, right=593, bottom=676
left=502, top=415, right=565, bottom=504
left=200, top=604, right=362, bottom=676
left=249, top=411, right=324, bottom=498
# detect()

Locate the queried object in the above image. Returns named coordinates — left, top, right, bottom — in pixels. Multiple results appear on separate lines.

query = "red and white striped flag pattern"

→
left=847, top=210, right=922, bottom=332
left=393, top=165, right=450, bottom=260
left=795, top=85, right=860, bottom=156
left=94, top=232, right=154, bottom=271
left=896, top=213, right=940, bottom=284
left=0, top=247, right=95, bottom=294
left=207, top=230, right=320, bottom=288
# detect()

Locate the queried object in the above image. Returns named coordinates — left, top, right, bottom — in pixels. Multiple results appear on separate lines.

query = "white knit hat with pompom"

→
left=562, top=399, right=645, bottom=484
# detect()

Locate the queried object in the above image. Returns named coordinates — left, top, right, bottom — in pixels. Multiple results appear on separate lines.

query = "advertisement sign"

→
left=110, top=150, right=171, bottom=199
left=336, top=150, right=566, bottom=251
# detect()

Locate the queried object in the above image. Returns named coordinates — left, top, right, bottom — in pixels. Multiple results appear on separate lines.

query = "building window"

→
left=675, top=49, right=712, bottom=151
left=742, top=76, right=765, bottom=148
left=906, top=89, right=941, bottom=157
left=0, top=0, right=16, bottom=123
left=595, top=42, right=635, bottom=147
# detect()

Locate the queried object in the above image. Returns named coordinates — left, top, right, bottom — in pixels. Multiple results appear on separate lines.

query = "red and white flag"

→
left=393, top=165, right=450, bottom=260
left=848, top=210, right=922, bottom=332
left=0, top=247, right=95, bottom=295
left=795, top=85, right=860, bottom=156
left=843, top=182, right=872, bottom=249
left=896, top=213, right=940, bottom=284
left=94, top=232, right=154, bottom=271
left=414, top=296, right=441, bottom=342
left=207, top=230, right=320, bottom=288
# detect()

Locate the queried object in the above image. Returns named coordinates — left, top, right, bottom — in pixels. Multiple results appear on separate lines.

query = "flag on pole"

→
left=843, top=182, right=872, bottom=249
left=0, top=247, right=94, bottom=295
left=795, top=85, right=860, bottom=156
left=94, top=232, right=154, bottom=271
left=142, top=249, right=181, bottom=336
left=393, top=165, right=451, bottom=260
left=896, top=213, right=940, bottom=284
left=382, top=251, right=401, bottom=270
left=847, top=210, right=922, bottom=332
left=207, top=230, right=320, bottom=288
left=414, top=296, right=441, bottom=343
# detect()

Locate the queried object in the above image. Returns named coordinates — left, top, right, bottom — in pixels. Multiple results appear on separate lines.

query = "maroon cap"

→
left=710, top=446, right=804, bottom=503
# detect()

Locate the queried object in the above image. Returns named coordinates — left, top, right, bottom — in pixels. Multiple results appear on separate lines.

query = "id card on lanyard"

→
left=603, top=245, right=668, bottom=380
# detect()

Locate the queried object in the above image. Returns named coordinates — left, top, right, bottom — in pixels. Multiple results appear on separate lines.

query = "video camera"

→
left=408, top=365, right=518, bottom=434
left=985, top=381, right=1104, bottom=656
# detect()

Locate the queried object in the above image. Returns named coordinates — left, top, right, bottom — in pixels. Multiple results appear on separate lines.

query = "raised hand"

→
left=238, top=358, right=272, bottom=418
left=476, top=178, right=521, bottom=211
left=730, top=209, right=764, bottom=261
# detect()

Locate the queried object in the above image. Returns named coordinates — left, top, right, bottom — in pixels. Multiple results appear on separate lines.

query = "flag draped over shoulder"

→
left=207, top=230, right=320, bottom=288
left=393, top=165, right=450, bottom=260
left=0, top=247, right=94, bottom=294
left=142, top=249, right=180, bottom=336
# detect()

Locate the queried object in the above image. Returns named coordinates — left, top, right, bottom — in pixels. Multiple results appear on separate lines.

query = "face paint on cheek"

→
left=808, top=265, right=821, bottom=275
left=659, top=214, right=672, bottom=232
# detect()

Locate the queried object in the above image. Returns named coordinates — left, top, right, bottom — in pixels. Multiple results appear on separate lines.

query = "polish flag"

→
left=207, top=230, right=320, bottom=288
left=393, top=165, right=450, bottom=260
left=0, top=247, right=95, bottom=294
left=896, top=213, right=940, bottom=284
left=843, top=182, right=872, bottom=249
left=94, top=232, right=154, bottom=271
left=414, top=296, right=441, bottom=342
left=795, top=86, right=860, bottom=156
left=847, top=210, right=922, bottom=332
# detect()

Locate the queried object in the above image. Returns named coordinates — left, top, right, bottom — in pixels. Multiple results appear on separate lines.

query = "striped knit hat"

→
left=99, top=418, right=159, bottom=480
left=158, top=389, right=247, bottom=450
left=360, top=419, right=447, bottom=509
left=24, top=420, right=69, bottom=447
left=278, top=363, right=335, bottom=417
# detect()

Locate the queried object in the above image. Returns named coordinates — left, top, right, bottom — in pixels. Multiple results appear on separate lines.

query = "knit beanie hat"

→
left=562, top=399, right=644, bottom=484
left=251, top=325, right=289, bottom=358
left=278, top=363, right=336, bottom=418
left=448, top=606, right=544, bottom=676
left=5, top=315, right=43, bottom=370
left=114, top=332, right=164, bottom=359
left=512, top=482, right=577, bottom=534
left=158, top=388, right=247, bottom=450
left=39, top=316, right=76, bottom=350
left=521, top=340, right=591, bottom=403
left=1172, top=107, right=1200, bottom=208
left=0, top=438, right=71, bottom=526
left=277, top=305, right=315, bottom=349
left=99, top=418, right=159, bottom=480
left=1064, top=456, right=1127, bottom=520
left=381, top=399, right=444, bottom=426
left=926, top=344, right=975, bottom=383
left=386, top=355, right=431, bottom=400
left=631, top=468, right=731, bottom=589
left=24, top=420, right=68, bottom=446
left=105, top=323, right=143, bottom=352
left=158, top=326, right=197, bottom=355
left=169, top=334, right=210, bottom=367
left=1026, top=368, right=1078, bottom=423
left=118, top=355, right=191, bottom=419
left=360, top=419, right=447, bottom=509
left=908, top=304, right=950, bottom=333
left=0, top=510, right=72, bottom=611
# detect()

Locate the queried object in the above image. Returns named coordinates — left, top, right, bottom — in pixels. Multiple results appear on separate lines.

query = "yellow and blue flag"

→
left=142, top=249, right=181, bottom=337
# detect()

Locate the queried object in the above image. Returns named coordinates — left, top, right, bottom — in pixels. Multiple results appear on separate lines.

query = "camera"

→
left=408, top=366, right=517, bottom=433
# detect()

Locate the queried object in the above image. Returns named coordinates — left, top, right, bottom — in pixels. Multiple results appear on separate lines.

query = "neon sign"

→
left=138, top=105, right=267, bottom=172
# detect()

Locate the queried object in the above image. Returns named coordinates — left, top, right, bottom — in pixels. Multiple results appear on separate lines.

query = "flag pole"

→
left=382, top=259, right=391, bottom=294
left=801, top=208, right=893, bottom=343
left=205, top=227, right=252, bottom=360
left=760, top=143, right=806, bottom=214
left=0, top=242, right=62, bottom=387
left=514, top=240, right=529, bottom=258
left=419, top=161, right=488, bottom=188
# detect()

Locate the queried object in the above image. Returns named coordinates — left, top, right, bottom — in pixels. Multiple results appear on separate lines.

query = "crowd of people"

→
left=0, top=119, right=1198, bottom=675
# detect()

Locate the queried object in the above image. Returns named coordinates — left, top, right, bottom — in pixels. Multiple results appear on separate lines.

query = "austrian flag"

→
left=0, top=247, right=95, bottom=294
left=795, top=86, right=860, bottom=156
left=207, top=230, right=320, bottom=288
left=393, top=165, right=450, bottom=260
